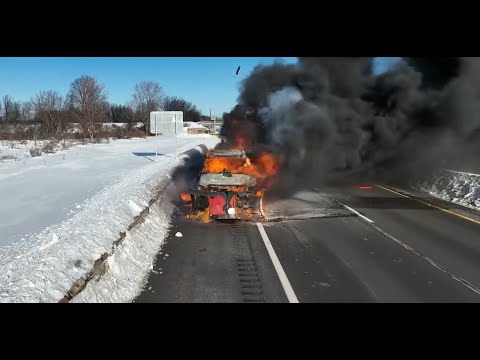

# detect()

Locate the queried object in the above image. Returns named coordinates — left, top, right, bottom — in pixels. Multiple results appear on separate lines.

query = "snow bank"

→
left=415, top=169, right=480, bottom=211
left=184, top=122, right=207, bottom=129
left=101, top=122, right=144, bottom=128
left=71, top=177, right=176, bottom=303
left=0, top=136, right=219, bottom=303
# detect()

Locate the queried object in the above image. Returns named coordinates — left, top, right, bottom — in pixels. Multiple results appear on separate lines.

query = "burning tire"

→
left=236, top=193, right=265, bottom=218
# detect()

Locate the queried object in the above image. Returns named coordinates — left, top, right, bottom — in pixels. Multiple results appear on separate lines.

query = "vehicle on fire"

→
left=187, top=149, right=265, bottom=221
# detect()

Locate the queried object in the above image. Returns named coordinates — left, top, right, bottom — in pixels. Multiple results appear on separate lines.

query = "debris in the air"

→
left=235, top=66, right=241, bottom=75
left=175, top=232, right=183, bottom=237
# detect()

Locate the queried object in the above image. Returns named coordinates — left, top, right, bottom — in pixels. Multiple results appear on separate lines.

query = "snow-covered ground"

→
left=0, top=135, right=211, bottom=243
left=0, top=134, right=219, bottom=303
left=415, top=169, right=480, bottom=211
left=183, top=122, right=207, bottom=130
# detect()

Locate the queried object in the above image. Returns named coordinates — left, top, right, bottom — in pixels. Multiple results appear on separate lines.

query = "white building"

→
left=150, top=111, right=183, bottom=135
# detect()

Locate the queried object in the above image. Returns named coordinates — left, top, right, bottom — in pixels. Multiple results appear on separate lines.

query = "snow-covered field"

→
left=415, top=169, right=480, bottom=211
left=0, top=135, right=210, bottom=243
left=0, top=134, right=219, bottom=303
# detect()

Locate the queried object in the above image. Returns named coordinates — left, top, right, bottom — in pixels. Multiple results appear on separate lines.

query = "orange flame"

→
left=202, top=151, right=279, bottom=188
left=227, top=186, right=248, bottom=192
left=188, top=208, right=210, bottom=223
left=179, top=193, right=192, bottom=202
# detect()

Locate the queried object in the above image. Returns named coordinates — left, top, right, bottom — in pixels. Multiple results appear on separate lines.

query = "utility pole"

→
left=175, top=113, right=178, bottom=159
left=211, top=108, right=216, bottom=133
left=155, top=113, right=158, bottom=157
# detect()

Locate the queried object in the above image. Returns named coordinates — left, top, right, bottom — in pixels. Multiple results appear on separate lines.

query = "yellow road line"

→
left=375, top=184, right=480, bottom=226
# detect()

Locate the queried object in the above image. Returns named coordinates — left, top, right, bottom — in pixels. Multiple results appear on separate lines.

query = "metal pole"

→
left=155, top=114, right=158, bottom=156
left=175, top=113, right=178, bottom=159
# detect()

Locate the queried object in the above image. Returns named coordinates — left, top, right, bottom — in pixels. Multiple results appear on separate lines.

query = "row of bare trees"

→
left=0, top=77, right=202, bottom=141
left=1, top=95, right=33, bottom=125
left=127, top=81, right=201, bottom=128
left=162, top=96, right=202, bottom=123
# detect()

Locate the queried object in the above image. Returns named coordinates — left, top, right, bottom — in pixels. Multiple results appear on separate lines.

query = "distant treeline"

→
left=0, top=77, right=202, bottom=141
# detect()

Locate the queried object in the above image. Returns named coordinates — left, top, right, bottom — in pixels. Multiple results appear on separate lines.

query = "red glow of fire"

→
left=231, top=134, right=251, bottom=150
left=202, top=152, right=279, bottom=188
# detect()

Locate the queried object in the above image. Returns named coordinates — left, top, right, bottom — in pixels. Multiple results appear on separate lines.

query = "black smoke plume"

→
left=220, top=57, right=480, bottom=194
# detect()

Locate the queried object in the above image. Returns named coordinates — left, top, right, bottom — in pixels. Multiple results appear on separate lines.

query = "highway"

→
left=135, top=184, right=480, bottom=303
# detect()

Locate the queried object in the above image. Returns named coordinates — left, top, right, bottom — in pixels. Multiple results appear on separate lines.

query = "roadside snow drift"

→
left=71, top=177, right=176, bottom=303
left=0, top=135, right=219, bottom=303
left=416, top=170, right=480, bottom=211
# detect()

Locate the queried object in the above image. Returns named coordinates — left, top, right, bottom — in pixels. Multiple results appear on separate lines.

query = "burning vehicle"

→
left=180, top=149, right=278, bottom=221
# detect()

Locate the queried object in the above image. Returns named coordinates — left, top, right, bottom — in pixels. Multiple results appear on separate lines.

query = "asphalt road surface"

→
left=135, top=184, right=480, bottom=303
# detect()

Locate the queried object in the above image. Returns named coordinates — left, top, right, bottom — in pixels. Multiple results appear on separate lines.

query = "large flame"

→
left=202, top=151, right=279, bottom=188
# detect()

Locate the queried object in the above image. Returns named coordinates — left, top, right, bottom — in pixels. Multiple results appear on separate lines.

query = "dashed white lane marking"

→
left=341, top=204, right=375, bottom=223
left=340, top=201, right=480, bottom=297
left=370, top=222, right=480, bottom=296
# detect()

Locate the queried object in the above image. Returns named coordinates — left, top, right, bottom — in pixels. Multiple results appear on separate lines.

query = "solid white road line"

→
left=341, top=204, right=375, bottom=223
left=256, top=222, right=299, bottom=303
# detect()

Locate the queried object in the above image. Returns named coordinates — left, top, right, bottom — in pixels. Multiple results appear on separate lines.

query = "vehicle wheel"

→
left=192, top=195, right=209, bottom=212
left=244, top=195, right=265, bottom=218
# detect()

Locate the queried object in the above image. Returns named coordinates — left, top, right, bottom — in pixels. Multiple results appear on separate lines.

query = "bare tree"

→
left=20, top=101, right=34, bottom=122
left=32, top=90, right=65, bottom=137
left=109, top=104, right=135, bottom=123
left=68, top=76, right=108, bottom=141
left=132, top=81, right=164, bottom=132
left=163, top=96, right=201, bottom=122
left=0, top=95, right=21, bottom=143
left=2, top=95, right=21, bottom=125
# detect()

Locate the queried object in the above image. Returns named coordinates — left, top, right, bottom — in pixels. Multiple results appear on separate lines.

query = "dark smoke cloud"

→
left=220, top=57, right=480, bottom=194
left=406, top=57, right=461, bottom=89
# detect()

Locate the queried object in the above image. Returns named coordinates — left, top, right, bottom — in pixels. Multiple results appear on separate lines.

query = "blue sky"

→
left=0, top=57, right=400, bottom=116
left=373, top=57, right=402, bottom=74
